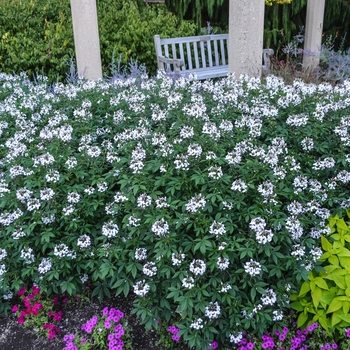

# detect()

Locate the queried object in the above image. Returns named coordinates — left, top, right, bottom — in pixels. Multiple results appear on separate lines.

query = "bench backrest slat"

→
left=179, top=43, right=185, bottom=71
left=214, top=40, right=220, bottom=66
left=207, top=40, right=213, bottom=67
left=194, top=41, right=200, bottom=69
left=186, top=42, right=193, bottom=70
left=220, top=39, right=226, bottom=66
left=200, top=41, right=206, bottom=68
left=171, top=43, right=177, bottom=60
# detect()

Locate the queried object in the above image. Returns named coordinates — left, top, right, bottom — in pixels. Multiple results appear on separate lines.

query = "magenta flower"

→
left=11, top=304, right=18, bottom=313
left=103, top=307, right=109, bottom=315
left=17, top=286, right=26, bottom=296
left=172, top=335, right=181, bottom=342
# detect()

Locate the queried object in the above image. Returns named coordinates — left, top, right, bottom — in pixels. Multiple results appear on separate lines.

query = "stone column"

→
left=70, top=0, right=102, bottom=80
left=302, top=0, right=325, bottom=70
left=228, top=0, right=265, bottom=78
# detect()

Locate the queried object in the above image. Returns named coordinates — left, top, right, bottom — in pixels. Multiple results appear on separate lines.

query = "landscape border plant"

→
left=1, top=71, right=350, bottom=349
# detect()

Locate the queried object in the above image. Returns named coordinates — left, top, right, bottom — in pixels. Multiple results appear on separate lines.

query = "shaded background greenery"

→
left=0, top=0, right=350, bottom=82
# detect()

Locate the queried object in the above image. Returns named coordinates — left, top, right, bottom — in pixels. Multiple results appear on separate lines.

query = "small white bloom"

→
left=182, top=277, right=195, bottom=289
left=189, top=259, right=206, bottom=276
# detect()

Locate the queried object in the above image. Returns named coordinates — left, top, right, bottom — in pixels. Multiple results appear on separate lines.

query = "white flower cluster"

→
left=0, top=264, right=6, bottom=276
left=155, top=196, right=169, bottom=208
left=293, top=175, right=308, bottom=194
left=171, top=252, right=185, bottom=266
left=80, top=274, right=89, bottom=283
left=189, top=259, right=206, bottom=276
left=219, top=283, right=232, bottom=293
left=62, top=204, right=75, bottom=216
left=46, top=169, right=60, bottom=183
left=128, top=215, right=141, bottom=227
left=185, top=193, right=206, bottom=213
left=67, top=192, right=80, bottom=203
left=133, top=280, right=150, bottom=297
left=187, top=143, right=202, bottom=158
left=205, top=301, right=221, bottom=319
left=12, top=228, right=26, bottom=239
left=137, top=193, right=152, bottom=209
left=231, top=179, right=247, bottom=192
left=286, top=216, right=304, bottom=240
left=182, top=276, right=195, bottom=289
left=20, top=247, right=35, bottom=264
left=310, top=246, right=323, bottom=261
left=312, top=157, right=335, bottom=170
left=291, top=244, right=305, bottom=260
left=26, top=198, right=40, bottom=211
left=143, top=262, right=157, bottom=277
left=209, top=221, right=226, bottom=236
left=38, top=258, right=52, bottom=274
left=174, top=154, right=190, bottom=171
left=40, top=188, right=55, bottom=201
left=301, top=137, right=314, bottom=151
left=261, top=288, right=277, bottom=305
left=65, top=156, right=78, bottom=169
left=102, top=221, right=119, bottom=238
left=287, top=201, right=305, bottom=215
left=250, top=217, right=273, bottom=244
left=86, top=145, right=101, bottom=158
left=135, top=248, right=147, bottom=261
left=0, top=210, right=23, bottom=226
left=33, top=152, right=55, bottom=167
left=286, top=113, right=308, bottom=127
left=114, top=192, right=128, bottom=203
left=208, top=166, right=223, bottom=179
left=179, top=125, right=194, bottom=139
left=151, top=218, right=169, bottom=236
left=130, top=144, right=146, bottom=174
left=0, top=249, right=7, bottom=260
left=230, top=332, right=243, bottom=344
left=77, top=234, right=91, bottom=248
left=273, top=310, right=283, bottom=321
left=257, top=180, right=276, bottom=203
left=190, top=318, right=204, bottom=330
left=54, top=244, right=76, bottom=259
left=217, top=257, right=230, bottom=270
left=244, top=259, right=261, bottom=276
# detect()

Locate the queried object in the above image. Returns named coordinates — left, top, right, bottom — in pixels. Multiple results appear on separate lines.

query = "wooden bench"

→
left=154, top=34, right=274, bottom=80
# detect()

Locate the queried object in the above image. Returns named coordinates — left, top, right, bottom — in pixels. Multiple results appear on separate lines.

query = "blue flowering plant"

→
left=1, top=71, right=350, bottom=348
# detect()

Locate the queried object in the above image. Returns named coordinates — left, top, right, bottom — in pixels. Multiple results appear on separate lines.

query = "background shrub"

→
left=0, top=0, right=195, bottom=82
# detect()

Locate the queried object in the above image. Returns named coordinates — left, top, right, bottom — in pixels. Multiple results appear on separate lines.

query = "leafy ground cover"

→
left=1, top=71, right=350, bottom=348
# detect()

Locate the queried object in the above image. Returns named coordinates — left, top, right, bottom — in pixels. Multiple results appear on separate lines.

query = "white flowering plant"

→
left=1, top=71, right=350, bottom=349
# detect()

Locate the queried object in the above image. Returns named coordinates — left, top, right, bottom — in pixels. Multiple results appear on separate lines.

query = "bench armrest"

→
left=157, top=55, right=184, bottom=72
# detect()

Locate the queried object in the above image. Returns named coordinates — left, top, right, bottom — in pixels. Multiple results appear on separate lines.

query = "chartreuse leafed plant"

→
left=291, top=212, right=350, bottom=333
left=2, top=72, right=350, bottom=349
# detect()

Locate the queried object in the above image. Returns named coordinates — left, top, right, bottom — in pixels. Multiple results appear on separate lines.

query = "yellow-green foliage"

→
left=291, top=211, right=350, bottom=332
left=0, top=0, right=195, bottom=82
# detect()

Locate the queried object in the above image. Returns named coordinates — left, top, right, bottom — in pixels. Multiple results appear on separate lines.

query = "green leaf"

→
left=297, top=312, right=308, bottom=328
left=298, top=281, right=311, bottom=296
left=312, top=286, right=322, bottom=309
left=314, top=277, right=329, bottom=290
left=327, top=297, right=343, bottom=314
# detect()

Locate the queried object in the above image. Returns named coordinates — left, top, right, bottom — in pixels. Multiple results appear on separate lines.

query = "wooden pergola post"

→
left=228, top=0, right=265, bottom=77
left=302, top=0, right=326, bottom=70
left=70, top=0, right=102, bottom=80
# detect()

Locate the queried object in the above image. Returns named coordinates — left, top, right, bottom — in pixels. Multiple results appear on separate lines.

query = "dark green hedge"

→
left=0, top=0, right=195, bottom=82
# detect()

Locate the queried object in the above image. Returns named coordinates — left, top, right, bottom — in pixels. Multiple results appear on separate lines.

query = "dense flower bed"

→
left=1, top=72, right=350, bottom=349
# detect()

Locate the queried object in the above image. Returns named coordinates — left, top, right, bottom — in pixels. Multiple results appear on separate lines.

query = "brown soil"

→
left=0, top=295, right=188, bottom=350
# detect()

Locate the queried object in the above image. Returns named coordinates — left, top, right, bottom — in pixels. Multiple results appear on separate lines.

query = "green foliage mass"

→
left=0, top=0, right=195, bottom=82
left=2, top=72, right=350, bottom=348
left=291, top=212, right=350, bottom=333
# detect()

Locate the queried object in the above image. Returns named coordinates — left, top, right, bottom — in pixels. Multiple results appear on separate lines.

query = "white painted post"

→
left=302, top=0, right=325, bottom=70
left=70, top=0, right=102, bottom=80
left=228, top=0, right=265, bottom=77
